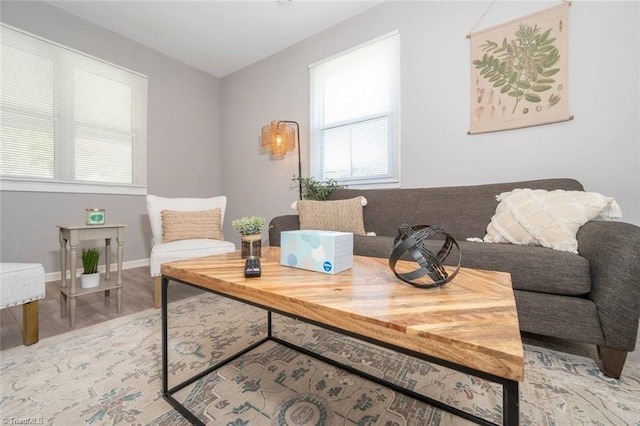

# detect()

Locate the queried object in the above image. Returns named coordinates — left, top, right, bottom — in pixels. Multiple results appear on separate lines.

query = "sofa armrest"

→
left=268, top=215, right=300, bottom=247
left=577, top=220, right=640, bottom=351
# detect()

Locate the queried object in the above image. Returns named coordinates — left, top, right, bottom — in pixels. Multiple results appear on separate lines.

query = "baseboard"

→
left=45, top=258, right=150, bottom=283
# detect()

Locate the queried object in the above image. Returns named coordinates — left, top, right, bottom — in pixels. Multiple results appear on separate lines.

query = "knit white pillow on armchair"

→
left=478, top=189, right=622, bottom=254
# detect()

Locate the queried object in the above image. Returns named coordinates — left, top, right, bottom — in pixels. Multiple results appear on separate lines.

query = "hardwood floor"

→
left=0, top=266, right=204, bottom=351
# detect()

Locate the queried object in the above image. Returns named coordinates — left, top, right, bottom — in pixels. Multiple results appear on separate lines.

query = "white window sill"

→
left=0, top=179, right=147, bottom=195
left=337, top=178, right=401, bottom=190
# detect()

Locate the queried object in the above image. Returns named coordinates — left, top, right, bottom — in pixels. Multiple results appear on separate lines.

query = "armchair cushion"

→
left=147, top=195, right=236, bottom=278
left=146, top=195, right=227, bottom=245
left=149, top=239, right=235, bottom=276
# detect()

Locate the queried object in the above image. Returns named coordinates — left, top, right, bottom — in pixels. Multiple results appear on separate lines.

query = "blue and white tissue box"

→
left=280, top=230, right=353, bottom=274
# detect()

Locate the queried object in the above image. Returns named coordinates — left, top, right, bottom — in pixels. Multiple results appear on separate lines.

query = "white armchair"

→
left=146, top=195, right=236, bottom=308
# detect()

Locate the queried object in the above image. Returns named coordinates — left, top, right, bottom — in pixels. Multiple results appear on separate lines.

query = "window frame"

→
left=309, top=30, right=401, bottom=188
left=0, top=24, right=148, bottom=195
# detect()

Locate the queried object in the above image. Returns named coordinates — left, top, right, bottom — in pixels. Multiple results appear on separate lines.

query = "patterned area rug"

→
left=1, top=293, right=638, bottom=425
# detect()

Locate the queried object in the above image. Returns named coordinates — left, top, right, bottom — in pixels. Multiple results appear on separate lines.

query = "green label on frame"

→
left=86, top=209, right=105, bottom=225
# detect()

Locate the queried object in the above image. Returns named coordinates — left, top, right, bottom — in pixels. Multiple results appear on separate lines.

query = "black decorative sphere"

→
left=389, top=224, right=461, bottom=289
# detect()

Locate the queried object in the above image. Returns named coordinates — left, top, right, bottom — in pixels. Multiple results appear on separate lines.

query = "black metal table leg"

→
left=160, top=275, right=520, bottom=426
left=503, top=380, right=520, bottom=425
left=161, top=276, right=207, bottom=425
left=161, top=276, right=168, bottom=395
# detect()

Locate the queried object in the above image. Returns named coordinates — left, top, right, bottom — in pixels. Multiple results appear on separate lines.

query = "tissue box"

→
left=280, top=230, right=353, bottom=274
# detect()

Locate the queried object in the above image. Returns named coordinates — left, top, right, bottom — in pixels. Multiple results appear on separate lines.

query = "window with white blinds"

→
left=309, top=31, right=400, bottom=187
left=0, top=24, right=148, bottom=194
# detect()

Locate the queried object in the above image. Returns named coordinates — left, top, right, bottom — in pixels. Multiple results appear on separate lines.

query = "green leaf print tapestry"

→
left=469, top=3, right=571, bottom=134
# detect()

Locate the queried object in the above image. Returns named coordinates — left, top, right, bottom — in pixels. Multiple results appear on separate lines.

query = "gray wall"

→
left=1, top=1, right=639, bottom=276
left=221, top=1, right=640, bottom=239
left=0, top=1, right=223, bottom=274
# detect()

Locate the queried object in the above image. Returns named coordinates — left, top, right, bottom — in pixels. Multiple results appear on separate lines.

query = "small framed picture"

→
left=86, top=208, right=105, bottom=225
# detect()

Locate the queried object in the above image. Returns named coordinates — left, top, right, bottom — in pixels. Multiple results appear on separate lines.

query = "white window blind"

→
left=0, top=24, right=148, bottom=195
left=310, top=31, right=400, bottom=187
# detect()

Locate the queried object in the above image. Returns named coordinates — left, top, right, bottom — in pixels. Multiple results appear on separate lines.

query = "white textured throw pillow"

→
left=482, top=189, right=622, bottom=254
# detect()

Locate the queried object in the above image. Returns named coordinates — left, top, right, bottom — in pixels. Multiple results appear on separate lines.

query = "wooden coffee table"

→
left=161, top=247, right=523, bottom=425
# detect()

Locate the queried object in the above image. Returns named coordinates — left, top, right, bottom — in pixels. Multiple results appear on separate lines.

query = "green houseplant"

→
left=232, top=216, right=266, bottom=258
left=80, top=247, right=102, bottom=289
left=293, top=176, right=345, bottom=201
left=231, top=216, right=266, bottom=236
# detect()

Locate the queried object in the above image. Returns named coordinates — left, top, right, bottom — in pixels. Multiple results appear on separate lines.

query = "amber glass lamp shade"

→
left=261, top=121, right=296, bottom=158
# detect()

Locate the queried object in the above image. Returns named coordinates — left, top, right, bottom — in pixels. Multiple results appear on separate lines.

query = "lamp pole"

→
left=280, top=121, right=302, bottom=200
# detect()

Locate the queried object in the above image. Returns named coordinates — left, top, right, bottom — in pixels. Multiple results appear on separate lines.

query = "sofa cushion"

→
left=482, top=189, right=622, bottom=254
left=352, top=236, right=591, bottom=296
left=297, top=196, right=367, bottom=235
left=453, top=240, right=591, bottom=295
left=327, top=178, right=585, bottom=241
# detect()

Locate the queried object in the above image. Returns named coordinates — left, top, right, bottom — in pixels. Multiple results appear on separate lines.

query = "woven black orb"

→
left=389, top=224, right=461, bottom=289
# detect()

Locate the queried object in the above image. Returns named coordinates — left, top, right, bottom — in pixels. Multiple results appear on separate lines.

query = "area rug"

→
left=1, top=293, right=638, bottom=425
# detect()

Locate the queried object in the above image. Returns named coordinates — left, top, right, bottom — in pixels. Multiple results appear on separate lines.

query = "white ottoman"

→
left=0, top=263, right=46, bottom=345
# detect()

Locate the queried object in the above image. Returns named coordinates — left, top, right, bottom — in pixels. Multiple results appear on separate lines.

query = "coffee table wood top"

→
left=161, top=247, right=524, bottom=382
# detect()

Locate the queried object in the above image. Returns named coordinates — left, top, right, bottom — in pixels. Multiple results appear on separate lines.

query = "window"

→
left=309, top=31, right=400, bottom=187
left=0, top=24, right=148, bottom=195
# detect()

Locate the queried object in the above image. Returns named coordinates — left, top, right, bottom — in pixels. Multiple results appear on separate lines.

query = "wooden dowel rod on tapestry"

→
left=467, top=115, right=574, bottom=135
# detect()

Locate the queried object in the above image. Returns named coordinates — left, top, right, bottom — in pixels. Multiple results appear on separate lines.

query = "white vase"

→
left=81, top=272, right=101, bottom=289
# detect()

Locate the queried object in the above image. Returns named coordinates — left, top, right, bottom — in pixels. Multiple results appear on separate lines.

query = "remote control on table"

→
left=244, top=256, right=261, bottom=278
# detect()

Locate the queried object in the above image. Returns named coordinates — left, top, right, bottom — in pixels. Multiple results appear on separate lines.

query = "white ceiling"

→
left=48, top=0, right=382, bottom=78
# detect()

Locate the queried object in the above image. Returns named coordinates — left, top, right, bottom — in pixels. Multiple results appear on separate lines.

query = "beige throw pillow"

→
left=161, top=209, right=224, bottom=243
left=297, top=196, right=367, bottom=235
left=482, top=189, right=622, bottom=253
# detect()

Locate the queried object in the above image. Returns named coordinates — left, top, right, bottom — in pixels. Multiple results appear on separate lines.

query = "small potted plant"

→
left=292, top=176, right=345, bottom=200
left=80, top=247, right=102, bottom=289
left=232, top=216, right=266, bottom=258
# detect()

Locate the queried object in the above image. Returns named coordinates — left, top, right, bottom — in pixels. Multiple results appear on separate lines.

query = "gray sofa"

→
left=268, top=178, right=640, bottom=378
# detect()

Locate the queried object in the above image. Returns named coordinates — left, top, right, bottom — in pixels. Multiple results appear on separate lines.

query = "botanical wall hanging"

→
left=468, top=3, right=572, bottom=134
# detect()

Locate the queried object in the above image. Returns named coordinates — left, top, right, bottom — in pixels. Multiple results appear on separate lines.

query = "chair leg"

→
left=22, top=300, right=39, bottom=346
left=154, top=276, right=161, bottom=309
left=597, top=345, right=627, bottom=379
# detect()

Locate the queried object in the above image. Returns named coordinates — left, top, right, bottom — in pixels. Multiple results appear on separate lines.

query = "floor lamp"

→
left=261, top=120, right=303, bottom=200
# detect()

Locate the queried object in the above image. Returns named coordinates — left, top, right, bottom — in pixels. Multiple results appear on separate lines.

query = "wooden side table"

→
left=58, top=224, right=125, bottom=328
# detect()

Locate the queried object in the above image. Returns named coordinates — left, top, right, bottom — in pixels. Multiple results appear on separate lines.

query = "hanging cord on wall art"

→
left=466, top=0, right=497, bottom=39
left=466, top=0, right=572, bottom=39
